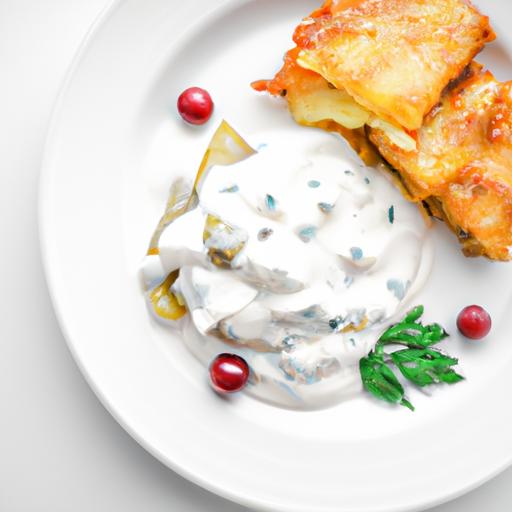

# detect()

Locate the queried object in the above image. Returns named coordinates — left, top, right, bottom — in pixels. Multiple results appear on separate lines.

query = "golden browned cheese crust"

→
left=294, top=0, right=495, bottom=130
left=370, top=63, right=512, bottom=261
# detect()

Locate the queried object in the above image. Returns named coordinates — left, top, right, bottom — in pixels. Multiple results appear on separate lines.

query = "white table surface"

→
left=2, top=0, right=511, bottom=510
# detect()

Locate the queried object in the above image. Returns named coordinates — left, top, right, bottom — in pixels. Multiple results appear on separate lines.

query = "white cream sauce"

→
left=142, top=129, right=433, bottom=409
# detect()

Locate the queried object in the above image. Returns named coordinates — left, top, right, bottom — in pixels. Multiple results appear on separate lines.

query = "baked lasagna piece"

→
left=370, top=63, right=512, bottom=261
left=293, top=0, right=494, bottom=130
left=253, top=0, right=494, bottom=152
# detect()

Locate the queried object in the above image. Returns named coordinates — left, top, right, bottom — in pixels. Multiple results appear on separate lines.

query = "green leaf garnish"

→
left=360, top=306, right=463, bottom=410
left=391, top=348, right=464, bottom=387
left=404, top=305, right=424, bottom=323
left=360, top=353, right=414, bottom=411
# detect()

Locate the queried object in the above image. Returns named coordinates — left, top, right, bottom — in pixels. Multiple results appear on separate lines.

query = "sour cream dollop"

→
left=142, top=129, right=432, bottom=409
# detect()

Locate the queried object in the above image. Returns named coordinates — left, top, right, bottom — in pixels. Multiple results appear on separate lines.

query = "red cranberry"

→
left=209, top=353, right=249, bottom=394
left=177, top=87, right=213, bottom=125
left=457, top=305, right=492, bottom=340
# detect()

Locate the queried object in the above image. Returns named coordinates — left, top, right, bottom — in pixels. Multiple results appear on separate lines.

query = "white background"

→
left=1, top=0, right=511, bottom=510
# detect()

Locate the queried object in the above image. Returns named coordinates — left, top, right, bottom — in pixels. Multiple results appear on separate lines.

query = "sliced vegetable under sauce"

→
left=148, top=270, right=187, bottom=321
left=145, top=121, right=257, bottom=321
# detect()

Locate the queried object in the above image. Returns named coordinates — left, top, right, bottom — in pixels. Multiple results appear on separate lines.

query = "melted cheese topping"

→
left=293, top=0, right=494, bottom=130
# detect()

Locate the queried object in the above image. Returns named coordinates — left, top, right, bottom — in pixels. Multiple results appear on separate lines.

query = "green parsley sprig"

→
left=360, top=306, right=464, bottom=411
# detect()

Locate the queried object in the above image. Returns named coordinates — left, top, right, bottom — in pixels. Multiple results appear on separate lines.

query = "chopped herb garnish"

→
left=364, top=177, right=370, bottom=184
left=298, top=225, right=317, bottom=243
left=387, top=278, right=409, bottom=300
left=318, top=202, right=334, bottom=213
left=282, top=335, right=299, bottom=348
left=360, top=306, right=462, bottom=411
left=265, top=194, right=276, bottom=211
left=388, top=205, right=395, bottom=224
left=344, top=170, right=354, bottom=176
left=219, top=184, right=239, bottom=193
left=308, top=180, right=321, bottom=188
left=257, top=227, right=274, bottom=241
left=350, top=247, right=363, bottom=261
left=329, top=318, right=339, bottom=330
left=301, top=308, right=317, bottom=319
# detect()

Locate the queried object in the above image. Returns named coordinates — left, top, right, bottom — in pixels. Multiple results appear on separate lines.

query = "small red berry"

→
left=209, top=353, right=249, bottom=394
left=457, top=305, right=492, bottom=340
left=177, top=87, right=213, bottom=125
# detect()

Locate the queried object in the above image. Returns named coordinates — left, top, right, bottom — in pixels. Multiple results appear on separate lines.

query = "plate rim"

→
left=38, top=1, right=512, bottom=511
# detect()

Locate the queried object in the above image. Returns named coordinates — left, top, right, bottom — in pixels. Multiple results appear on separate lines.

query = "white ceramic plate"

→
left=40, top=1, right=512, bottom=511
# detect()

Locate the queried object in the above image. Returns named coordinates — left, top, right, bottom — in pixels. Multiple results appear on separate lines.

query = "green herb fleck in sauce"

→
left=388, top=205, right=395, bottom=224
